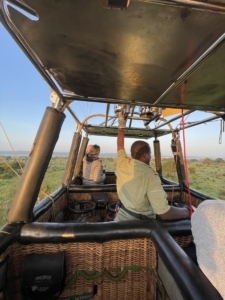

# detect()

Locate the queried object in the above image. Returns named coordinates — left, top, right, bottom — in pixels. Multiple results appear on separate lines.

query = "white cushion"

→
left=191, top=200, right=225, bottom=299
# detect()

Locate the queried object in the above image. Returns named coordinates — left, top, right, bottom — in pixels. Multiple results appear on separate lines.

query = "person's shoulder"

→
left=150, top=167, right=160, bottom=177
left=117, top=149, right=126, bottom=154
left=144, top=166, right=157, bottom=175
left=117, top=150, right=130, bottom=162
left=117, top=149, right=125, bottom=157
left=145, top=167, right=161, bottom=183
left=93, top=158, right=101, bottom=165
left=92, top=157, right=99, bottom=161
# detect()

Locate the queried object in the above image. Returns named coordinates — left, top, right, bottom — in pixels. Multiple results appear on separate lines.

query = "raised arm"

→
left=117, top=112, right=127, bottom=151
left=117, top=129, right=125, bottom=151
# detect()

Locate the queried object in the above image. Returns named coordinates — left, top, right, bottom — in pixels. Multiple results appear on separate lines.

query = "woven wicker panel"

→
left=174, top=235, right=193, bottom=248
left=69, top=192, right=119, bottom=203
left=166, top=190, right=181, bottom=201
left=181, top=191, right=203, bottom=208
left=104, top=174, right=117, bottom=184
left=6, top=239, right=158, bottom=300
left=36, top=193, right=68, bottom=222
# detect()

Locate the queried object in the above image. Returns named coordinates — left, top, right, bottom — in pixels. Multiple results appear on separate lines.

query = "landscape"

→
left=0, top=155, right=224, bottom=228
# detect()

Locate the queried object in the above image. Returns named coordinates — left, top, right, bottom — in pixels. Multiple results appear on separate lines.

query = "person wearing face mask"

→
left=82, top=144, right=106, bottom=186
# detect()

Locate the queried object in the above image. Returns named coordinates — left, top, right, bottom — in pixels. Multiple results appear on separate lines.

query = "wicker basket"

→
left=5, top=238, right=160, bottom=300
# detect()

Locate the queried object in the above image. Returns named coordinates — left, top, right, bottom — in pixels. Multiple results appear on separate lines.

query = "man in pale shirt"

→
left=115, top=112, right=191, bottom=221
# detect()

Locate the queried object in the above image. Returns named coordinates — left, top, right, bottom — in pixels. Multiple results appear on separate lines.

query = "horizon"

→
left=0, top=150, right=224, bottom=160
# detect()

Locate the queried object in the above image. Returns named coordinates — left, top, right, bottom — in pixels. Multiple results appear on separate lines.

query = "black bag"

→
left=21, top=252, right=66, bottom=300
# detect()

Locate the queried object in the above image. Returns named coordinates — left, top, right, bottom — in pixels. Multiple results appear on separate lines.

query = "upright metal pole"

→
left=7, top=107, right=65, bottom=223
left=74, top=136, right=89, bottom=179
left=62, top=132, right=82, bottom=187
left=153, top=140, right=162, bottom=177
left=171, top=138, right=187, bottom=189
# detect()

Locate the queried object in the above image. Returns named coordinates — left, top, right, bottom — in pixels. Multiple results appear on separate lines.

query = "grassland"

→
left=0, top=156, right=224, bottom=228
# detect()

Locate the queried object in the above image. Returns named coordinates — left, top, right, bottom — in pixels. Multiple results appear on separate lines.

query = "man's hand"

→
left=117, top=111, right=128, bottom=129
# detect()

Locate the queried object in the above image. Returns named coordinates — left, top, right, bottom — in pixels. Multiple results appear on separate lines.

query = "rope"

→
left=158, top=117, right=176, bottom=140
left=64, top=265, right=167, bottom=299
left=180, top=109, right=192, bottom=217
left=38, top=191, right=56, bottom=221
left=0, top=156, right=21, bottom=178
left=46, top=195, right=56, bottom=222
left=157, top=117, right=177, bottom=200
left=65, top=265, right=154, bottom=284
left=0, top=156, right=56, bottom=220
left=0, top=122, right=57, bottom=221
left=170, top=132, right=181, bottom=202
left=3, top=265, right=167, bottom=300
left=77, top=114, right=106, bottom=132
left=0, top=155, right=56, bottom=220
left=0, top=122, right=24, bottom=172
left=171, top=150, right=179, bottom=203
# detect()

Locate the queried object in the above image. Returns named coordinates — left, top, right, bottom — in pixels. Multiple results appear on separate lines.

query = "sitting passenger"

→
left=82, top=144, right=106, bottom=185
left=191, top=200, right=225, bottom=299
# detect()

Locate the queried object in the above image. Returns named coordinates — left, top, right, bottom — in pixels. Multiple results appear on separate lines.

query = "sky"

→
left=0, top=24, right=225, bottom=158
